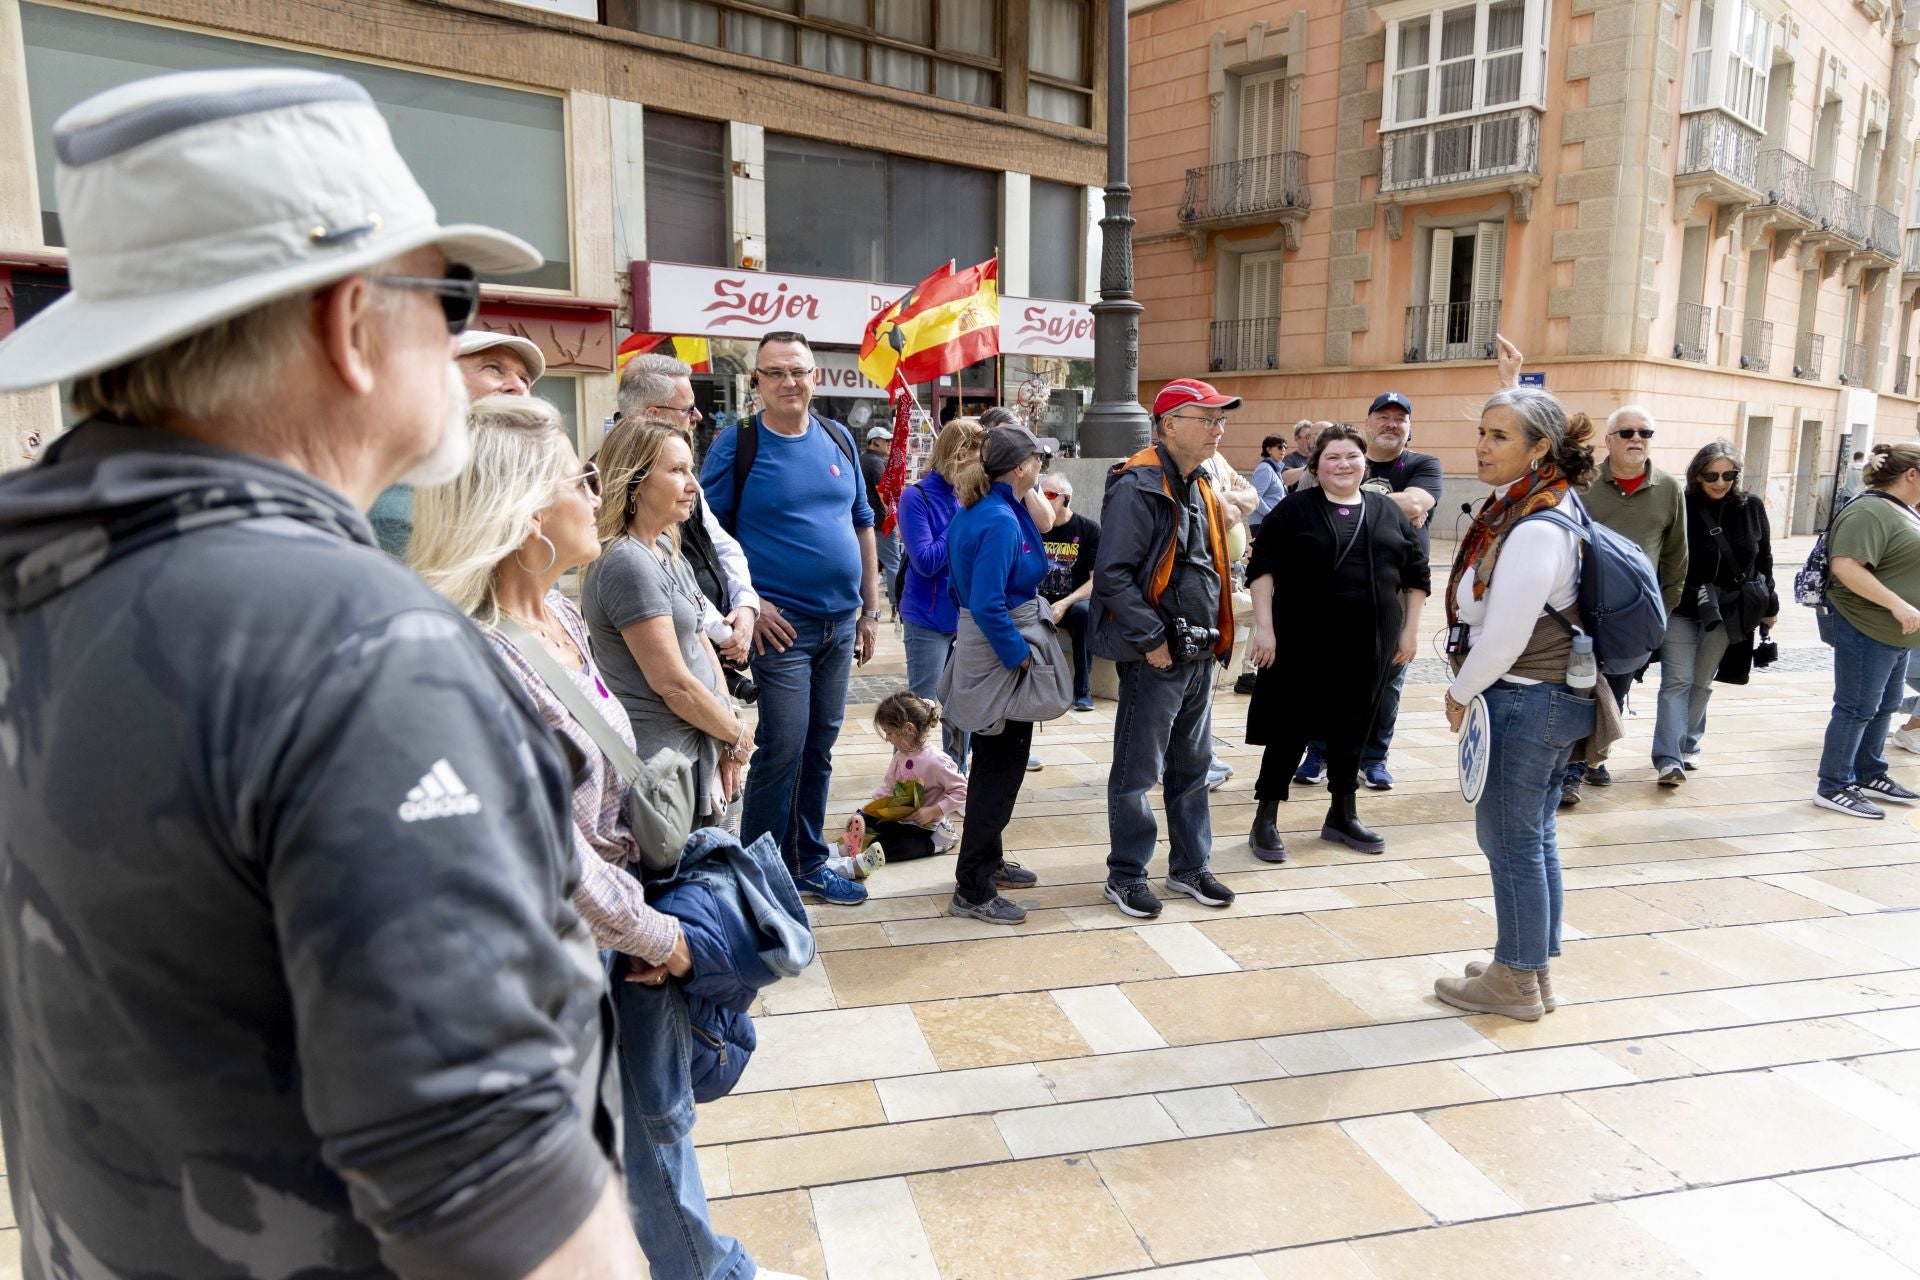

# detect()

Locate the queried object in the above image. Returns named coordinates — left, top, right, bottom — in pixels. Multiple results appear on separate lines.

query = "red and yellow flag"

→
left=616, top=332, right=712, bottom=374
left=858, top=258, right=1000, bottom=389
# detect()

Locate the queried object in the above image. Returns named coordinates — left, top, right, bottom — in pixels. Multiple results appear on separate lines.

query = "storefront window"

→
left=645, top=112, right=730, bottom=266
left=767, top=136, right=993, bottom=283
left=887, top=158, right=996, bottom=282
left=19, top=3, right=572, bottom=290
left=1028, top=179, right=1084, bottom=301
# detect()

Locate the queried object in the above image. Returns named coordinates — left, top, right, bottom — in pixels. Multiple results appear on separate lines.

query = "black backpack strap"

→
left=730, top=415, right=860, bottom=533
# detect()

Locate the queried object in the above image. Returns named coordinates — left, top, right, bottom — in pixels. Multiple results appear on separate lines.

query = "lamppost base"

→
left=1081, top=297, right=1152, bottom=457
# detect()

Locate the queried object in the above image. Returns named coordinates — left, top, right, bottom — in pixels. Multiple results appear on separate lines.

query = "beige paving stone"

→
left=1656, top=921, right=1900, bottom=984
left=909, top=1155, right=1153, bottom=1280
left=1461, top=991, right=1749, bottom=1051
left=1847, top=1047, right=1920, bottom=1098
left=1424, top=1093, right=1685, bottom=1209
left=695, top=1080, right=885, bottom=1146
left=732, top=1004, right=936, bottom=1093
left=1798, top=865, right=1920, bottom=908
left=812, top=1177, right=940, bottom=1280
left=994, top=1095, right=1183, bottom=1159
left=1615, top=877, right=1839, bottom=927
left=707, top=1190, right=827, bottom=1278
left=758, top=954, right=837, bottom=1015
left=1456, top=1044, right=1640, bottom=1097
left=1158, top=1084, right=1268, bottom=1137
left=1570, top=1072, right=1911, bottom=1185
left=1105, top=1260, right=1270, bottom=1280
left=1619, top=1181, right=1917, bottom=1280
left=1800, top=913, right=1920, bottom=964
left=1658, top=1016, right=1898, bottom=1072
left=1135, top=922, right=1243, bottom=975
left=1306, top=901, right=1496, bottom=959
left=1781, top=1167, right=1920, bottom=1271
left=1261, top=1016, right=1500, bottom=1074
left=1560, top=886, right=1695, bottom=936
left=1777, top=1059, right=1920, bottom=1147
left=1049, top=984, right=1169, bottom=1053
left=725, top=1115, right=1010, bottom=1195
left=1548, top=934, right=1745, bottom=1004
left=1194, top=914, right=1365, bottom=968
left=1757, top=872, right=1902, bottom=915
left=1120, top=968, right=1372, bottom=1045
left=1310, top=955, right=1461, bottom=1022
left=1592, top=1037, right=1709, bottom=1081
left=910, top=991, right=1092, bottom=1070
left=1039, top=1040, right=1287, bottom=1104
left=880, top=909, right=1079, bottom=945
left=823, top=930, right=1174, bottom=1007
left=1861, top=1154, right=1920, bottom=1210
left=876, top=1062, right=1054, bottom=1122
left=1339, top=1112, right=1522, bottom=1222
left=1236, top=1060, right=1494, bottom=1128
left=1254, top=1241, right=1383, bottom=1280
left=1347, top=1202, right=1705, bottom=1279
left=812, top=922, right=890, bottom=951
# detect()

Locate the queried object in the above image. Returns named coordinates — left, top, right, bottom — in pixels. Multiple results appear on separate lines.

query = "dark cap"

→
left=982, top=425, right=1040, bottom=476
left=1369, top=391, right=1413, bottom=415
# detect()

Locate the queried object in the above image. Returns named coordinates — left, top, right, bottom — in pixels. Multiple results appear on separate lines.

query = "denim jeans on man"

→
left=878, top=529, right=902, bottom=614
left=1108, top=657, right=1216, bottom=886
left=611, top=956, right=751, bottom=1280
left=902, top=618, right=968, bottom=767
left=1817, top=608, right=1912, bottom=794
left=1060, top=598, right=1093, bottom=702
left=1651, top=616, right=1732, bottom=770
left=1564, top=670, right=1637, bottom=783
left=744, top=611, right=856, bottom=878
left=1477, top=680, right=1594, bottom=971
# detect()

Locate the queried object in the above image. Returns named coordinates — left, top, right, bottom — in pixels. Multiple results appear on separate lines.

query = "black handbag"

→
left=1704, top=519, right=1771, bottom=637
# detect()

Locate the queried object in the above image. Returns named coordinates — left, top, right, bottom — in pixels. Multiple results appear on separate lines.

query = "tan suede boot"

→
left=1465, top=960, right=1555, bottom=1012
left=1434, top=961, right=1544, bottom=1021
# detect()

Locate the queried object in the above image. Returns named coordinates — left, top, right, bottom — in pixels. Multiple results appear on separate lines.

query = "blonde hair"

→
left=409, top=395, right=574, bottom=625
left=931, top=416, right=984, bottom=484
left=596, top=415, right=692, bottom=552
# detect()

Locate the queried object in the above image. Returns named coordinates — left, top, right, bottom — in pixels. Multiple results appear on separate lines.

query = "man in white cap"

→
left=0, top=70, right=642, bottom=1278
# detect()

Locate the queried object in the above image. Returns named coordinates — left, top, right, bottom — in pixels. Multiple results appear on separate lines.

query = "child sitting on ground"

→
left=827, top=692, right=968, bottom=880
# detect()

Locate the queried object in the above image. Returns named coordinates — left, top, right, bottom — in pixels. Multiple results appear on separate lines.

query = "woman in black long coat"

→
left=1245, top=425, right=1431, bottom=860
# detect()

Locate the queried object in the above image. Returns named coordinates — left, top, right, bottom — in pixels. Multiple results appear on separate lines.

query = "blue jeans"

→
left=902, top=618, right=968, bottom=767
left=1477, top=681, right=1594, bottom=971
left=1818, top=609, right=1912, bottom=793
left=1058, top=599, right=1093, bottom=701
left=1107, top=658, right=1216, bottom=886
left=878, top=530, right=902, bottom=613
left=745, top=611, right=856, bottom=878
left=1651, top=616, right=1731, bottom=770
left=611, top=956, right=750, bottom=1280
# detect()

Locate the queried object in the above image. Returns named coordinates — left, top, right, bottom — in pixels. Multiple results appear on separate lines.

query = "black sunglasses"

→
left=1613, top=427, right=1655, bottom=440
left=1700, top=469, right=1739, bottom=483
left=371, top=263, right=480, bottom=334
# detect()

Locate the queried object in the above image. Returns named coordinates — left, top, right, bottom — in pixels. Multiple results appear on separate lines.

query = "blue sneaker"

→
left=1361, top=763, right=1393, bottom=791
left=796, top=865, right=869, bottom=905
left=1072, top=696, right=1095, bottom=712
left=1294, top=749, right=1324, bottom=786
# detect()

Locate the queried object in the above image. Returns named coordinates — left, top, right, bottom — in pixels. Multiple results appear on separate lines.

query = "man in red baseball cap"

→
left=1089, top=377, right=1242, bottom=920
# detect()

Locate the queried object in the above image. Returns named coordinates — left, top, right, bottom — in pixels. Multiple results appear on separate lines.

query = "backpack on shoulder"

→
left=723, top=415, right=860, bottom=534
left=1521, top=491, right=1668, bottom=676
left=1794, top=488, right=1898, bottom=614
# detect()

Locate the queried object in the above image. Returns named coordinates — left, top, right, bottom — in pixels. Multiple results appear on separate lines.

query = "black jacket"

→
left=1091, top=445, right=1234, bottom=664
left=1677, top=489, right=1777, bottom=684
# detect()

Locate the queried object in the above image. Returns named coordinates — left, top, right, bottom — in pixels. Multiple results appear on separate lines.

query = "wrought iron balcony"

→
left=1904, top=228, right=1920, bottom=275
left=1179, top=152, right=1310, bottom=227
left=1870, top=207, right=1902, bottom=261
left=1753, top=149, right=1818, bottom=224
left=1840, top=339, right=1871, bottom=386
left=1380, top=109, right=1541, bottom=195
left=1404, top=300, right=1502, bottom=363
left=1674, top=302, right=1713, bottom=362
left=1899, top=354, right=1913, bottom=397
left=1675, top=111, right=1760, bottom=196
left=1740, top=317, right=1772, bottom=374
left=1811, top=179, right=1868, bottom=246
left=1208, top=317, right=1278, bottom=373
left=1795, top=332, right=1825, bottom=380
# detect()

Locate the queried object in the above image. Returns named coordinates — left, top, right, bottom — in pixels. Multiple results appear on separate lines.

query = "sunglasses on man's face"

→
left=1700, top=469, right=1739, bottom=483
left=372, top=263, right=480, bottom=334
left=1612, top=428, right=1655, bottom=440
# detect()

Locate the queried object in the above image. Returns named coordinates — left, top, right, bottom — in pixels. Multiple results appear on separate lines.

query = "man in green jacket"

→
left=1561, top=404, right=1689, bottom=806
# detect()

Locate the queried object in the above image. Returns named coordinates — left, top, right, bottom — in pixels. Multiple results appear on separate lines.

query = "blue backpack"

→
left=1520, top=491, right=1668, bottom=675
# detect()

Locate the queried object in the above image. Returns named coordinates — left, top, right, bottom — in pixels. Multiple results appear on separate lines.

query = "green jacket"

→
left=1586, top=462, right=1689, bottom=612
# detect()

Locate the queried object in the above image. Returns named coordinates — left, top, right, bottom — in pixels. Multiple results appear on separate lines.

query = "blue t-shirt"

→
left=947, top=483, right=1047, bottom=669
left=700, top=414, right=873, bottom=619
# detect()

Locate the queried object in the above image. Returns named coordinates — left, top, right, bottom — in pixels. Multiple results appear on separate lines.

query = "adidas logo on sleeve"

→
left=398, top=759, right=484, bottom=822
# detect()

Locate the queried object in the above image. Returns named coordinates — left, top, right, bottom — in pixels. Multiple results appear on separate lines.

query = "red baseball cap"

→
left=1152, top=377, right=1244, bottom=418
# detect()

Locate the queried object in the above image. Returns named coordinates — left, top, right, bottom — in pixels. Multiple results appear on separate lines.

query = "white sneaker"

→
left=754, top=1270, right=813, bottom=1280
left=1681, top=752, right=1702, bottom=770
left=931, top=817, right=958, bottom=853
left=1892, top=727, right=1920, bottom=756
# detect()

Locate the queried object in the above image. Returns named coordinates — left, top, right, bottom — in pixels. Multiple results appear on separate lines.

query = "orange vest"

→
left=1119, top=446, right=1236, bottom=658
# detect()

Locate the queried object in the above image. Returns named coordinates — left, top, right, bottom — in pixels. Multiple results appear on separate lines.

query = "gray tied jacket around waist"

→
left=939, top=598, right=1073, bottom=736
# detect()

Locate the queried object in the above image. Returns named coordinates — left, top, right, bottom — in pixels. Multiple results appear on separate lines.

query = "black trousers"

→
left=869, top=817, right=937, bottom=862
left=1255, top=703, right=1369, bottom=803
left=955, top=719, right=1034, bottom=904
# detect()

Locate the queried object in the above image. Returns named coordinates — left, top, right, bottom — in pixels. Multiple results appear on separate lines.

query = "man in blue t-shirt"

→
left=701, top=331, right=882, bottom=905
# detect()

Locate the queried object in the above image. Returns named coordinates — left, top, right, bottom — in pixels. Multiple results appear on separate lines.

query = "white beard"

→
left=397, top=362, right=473, bottom=487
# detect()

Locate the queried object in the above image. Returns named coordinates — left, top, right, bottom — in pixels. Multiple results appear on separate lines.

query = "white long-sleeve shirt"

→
left=1447, top=518, right=1580, bottom=703
left=699, top=488, right=758, bottom=614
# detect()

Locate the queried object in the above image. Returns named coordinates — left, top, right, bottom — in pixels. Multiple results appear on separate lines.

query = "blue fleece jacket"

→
left=946, top=482, right=1047, bottom=669
left=897, top=472, right=961, bottom=633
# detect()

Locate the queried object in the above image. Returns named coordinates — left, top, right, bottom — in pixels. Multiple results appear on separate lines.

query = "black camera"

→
left=1165, top=617, right=1220, bottom=663
left=725, top=666, right=758, bottom=704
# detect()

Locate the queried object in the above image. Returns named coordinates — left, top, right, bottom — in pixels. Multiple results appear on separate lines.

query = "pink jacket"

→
left=872, top=744, right=968, bottom=818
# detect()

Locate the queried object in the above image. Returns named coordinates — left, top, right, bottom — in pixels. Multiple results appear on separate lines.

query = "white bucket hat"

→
left=0, top=67, right=541, bottom=392
left=459, top=329, right=547, bottom=383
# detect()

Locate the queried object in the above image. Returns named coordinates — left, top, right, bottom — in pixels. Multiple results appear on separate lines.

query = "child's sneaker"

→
left=931, top=817, right=958, bottom=853
left=826, top=845, right=886, bottom=881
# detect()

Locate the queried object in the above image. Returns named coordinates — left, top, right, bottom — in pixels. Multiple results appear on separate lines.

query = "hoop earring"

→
left=516, top=532, right=558, bottom=575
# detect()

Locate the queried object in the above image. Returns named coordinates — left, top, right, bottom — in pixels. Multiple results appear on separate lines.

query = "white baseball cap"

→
left=458, top=329, right=547, bottom=383
left=0, top=68, right=541, bottom=391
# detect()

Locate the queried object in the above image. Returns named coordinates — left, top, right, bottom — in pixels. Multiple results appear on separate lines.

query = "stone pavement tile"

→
left=1049, top=984, right=1169, bottom=1054
left=1615, top=877, right=1838, bottom=927
left=1423, top=1093, right=1685, bottom=1209
left=1103, top=1261, right=1269, bottom=1280
left=1569, top=1071, right=1912, bottom=1185
left=1389, top=872, right=1494, bottom=903
left=1310, top=956, right=1461, bottom=1022
left=1778, top=1059, right=1920, bottom=1147
left=1849, top=1048, right=1920, bottom=1099
left=1092, top=1125, right=1429, bottom=1262
left=1121, top=969, right=1372, bottom=1045
left=823, top=930, right=1173, bottom=1007
left=725, top=1114, right=1009, bottom=1196
left=1849, top=1013, right=1920, bottom=1051
left=1544, top=934, right=1744, bottom=1004
left=758, top=955, right=837, bottom=1015
left=881, top=909, right=1078, bottom=946
left=1261, top=1016, right=1500, bottom=1074
left=994, top=1095, right=1183, bottom=1159
left=1592, top=1037, right=1709, bottom=1081
left=1194, top=914, right=1365, bottom=968
left=910, top=991, right=1091, bottom=1070
left=1782, top=1168, right=1920, bottom=1272
left=1039, top=1041, right=1286, bottom=1104
left=1157, top=1085, right=1267, bottom=1138
left=1658, top=920, right=1902, bottom=984
left=1345, top=1202, right=1704, bottom=1279
left=1712, top=970, right=1920, bottom=1023
left=1253, top=1241, right=1381, bottom=1279
left=1862, top=1154, right=1920, bottom=1209
left=909, top=1155, right=1152, bottom=1280
left=1657, top=1015, right=1898, bottom=1072
left=1339, top=1112, right=1522, bottom=1223
left=732, top=1005, right=936, bottom=1093
left=695, top=1144, right=731, bottom=1197
left=708, top=1190, right=827, bottom=1277
left=1306, top=901, right=1496, bottom=958
left=812, top=922, right=890, bottom=951
left=1456, top=1044, right=1640, bottom=1097
left=877, top=1063, right=1055, bottom=1122
left=1619, top=1181, right=1917, bottom=1280
left=1800, top=912, right=1920, bottom=964
left=1759, top=871, right=1907, bottom=914
left=1560, top=886, right=1694, bottom=937
left=812, top=1177, right=940, bottom=1280
left=1461, top=990, right=1747, bottom=1052
left=1135, top=922, right=1243, bottom=975
left=695, top=1080, right=887, bottom=1147
left=1236, top=1060, right=1493, bottom=1127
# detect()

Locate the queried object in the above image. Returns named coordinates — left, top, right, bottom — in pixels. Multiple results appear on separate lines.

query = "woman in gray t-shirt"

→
left=584, top=420, right=753, bottom=822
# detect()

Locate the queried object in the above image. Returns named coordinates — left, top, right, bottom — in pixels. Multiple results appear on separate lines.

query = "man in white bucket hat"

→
left=0, top=70, right=644, bottom=1278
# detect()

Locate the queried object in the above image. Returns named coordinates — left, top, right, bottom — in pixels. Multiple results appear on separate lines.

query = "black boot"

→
left=1249, top=796, right=1287, bottom=863
left=1320, top=792, right=1386, bottom=854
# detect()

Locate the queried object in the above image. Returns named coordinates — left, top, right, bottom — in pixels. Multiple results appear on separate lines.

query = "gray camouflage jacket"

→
left=0, top=419, right=613, bottom=1278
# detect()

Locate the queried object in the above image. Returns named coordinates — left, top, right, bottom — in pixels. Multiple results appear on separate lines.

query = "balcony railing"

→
left=1676, top=111, right=1760, bottom=191
left=1755, top=149, right=1818, bottom=222
left=1906, top=228, right=1920, bottom=272
left=1380, top=109, right=1541, bottom=194
left=1404, top=300, right=1502, bottom=362
left=1740, top=317, right=1772, bottom=374
left=1899, top=354, right=1913, bottom=396
left=1208, top=317, right=1278, bottom=372
left=1674, top=301, right=1713, bottom=362
left=1841, top=339, right=1870, bottom=386
left=1179, top=152, right=1310, bottom=224
left=1871, top=207, right=1902, bottom=260
left=1814, top=179, right=1869, bottom=244
left=1795, top=332, right=1825, bottom=380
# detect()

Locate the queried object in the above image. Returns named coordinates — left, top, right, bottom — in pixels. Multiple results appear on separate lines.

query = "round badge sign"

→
left=1457, top=694, right=1491, bottom=805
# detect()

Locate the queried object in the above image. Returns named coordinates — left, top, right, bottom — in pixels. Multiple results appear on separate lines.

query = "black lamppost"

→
left=1077, top=0, right=1152, bottom=456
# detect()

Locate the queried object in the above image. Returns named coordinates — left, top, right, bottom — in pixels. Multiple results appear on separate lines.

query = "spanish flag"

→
left=859, top=258, right=1000, bottom=389
left=616, top=332, right=712, bottom=374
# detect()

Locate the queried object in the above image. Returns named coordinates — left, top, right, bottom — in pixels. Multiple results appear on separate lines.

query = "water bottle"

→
left=1567, top=633, right=1597, bottom=691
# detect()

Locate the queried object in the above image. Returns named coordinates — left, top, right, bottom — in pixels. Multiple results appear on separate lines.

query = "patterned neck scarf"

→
left=1446, top=463, right=1572, bottom=623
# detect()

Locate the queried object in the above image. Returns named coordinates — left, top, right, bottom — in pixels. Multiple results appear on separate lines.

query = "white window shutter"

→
left=1237, top=251, right=1282, bottom=367
left=1239, top=71, right=1287, bottom=204
left=1426, top=228, right=1456, bottom=355
left=1470, top=220, right=1507, bottom=352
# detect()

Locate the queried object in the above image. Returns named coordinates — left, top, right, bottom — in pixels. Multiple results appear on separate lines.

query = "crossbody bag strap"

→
left=1705, top=521, right=1754, bottom=582
left=496, top=616, right=647, bottom=786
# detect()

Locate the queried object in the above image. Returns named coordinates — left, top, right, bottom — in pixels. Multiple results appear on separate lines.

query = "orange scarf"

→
left=1446, top=465, right=1572, bottom=624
